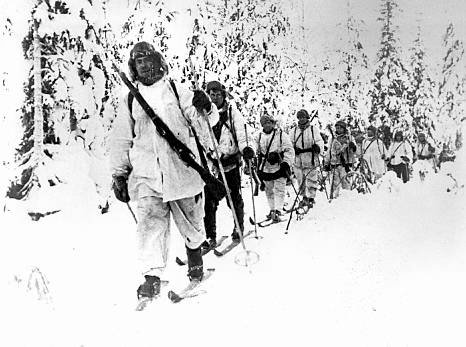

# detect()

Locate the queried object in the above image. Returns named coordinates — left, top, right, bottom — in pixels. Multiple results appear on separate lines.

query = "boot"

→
left=137, top=275, right=161, bottom=299
left=201, top=237, right=216, bottom=251
left=265, top=210, right=275, bottom=220
left=272, top=209, right=282, bottom=222
left=186, top=245, right=204, bottom=281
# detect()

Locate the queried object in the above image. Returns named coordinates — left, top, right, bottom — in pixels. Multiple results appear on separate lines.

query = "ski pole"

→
left=244, top=124, right=259, bottom=239
left=188, top=58, right=247, bottom=252
left=126, top=202, right=137, bottom=223
left=315, top=154, right=329, bottom=201
left=285, top=168, right=312, bottom=232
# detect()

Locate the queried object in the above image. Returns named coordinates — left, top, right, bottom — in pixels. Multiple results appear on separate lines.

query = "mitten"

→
left=192, top=90, right=212, bottom=112
left=267, top=151, right=281, bottom=165
left=280, top=162, right=291, bottom=177
left=311, top=144, right=321, bottom=154
left=242, top=146, right=255, bottom=161
left=112, top=175, right=130, bottom=203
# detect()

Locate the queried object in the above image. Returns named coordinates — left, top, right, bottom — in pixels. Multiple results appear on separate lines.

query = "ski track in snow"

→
left=1, top=153, right=466, bottom=347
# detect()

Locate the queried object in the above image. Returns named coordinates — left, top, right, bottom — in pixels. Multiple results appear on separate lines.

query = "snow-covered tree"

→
left=188, top=0, right=290, bottom=128
left=330, top=0, right=371, bottom=130
left=406, top=24, right=437, bottom=138
left=370, top=0, right=409, bottom=130
left=8, top=0, right=116, bottom=207
left=118, top=0, right=178, bottom=72
left=436, top=23, right=465, bottom=147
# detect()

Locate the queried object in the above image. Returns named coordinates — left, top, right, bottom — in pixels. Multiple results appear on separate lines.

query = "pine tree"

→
left=370, top=0, right=409, bottom=132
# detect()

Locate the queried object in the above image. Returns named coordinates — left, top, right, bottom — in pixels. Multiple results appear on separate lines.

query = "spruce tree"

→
left=187, top=0, right=290, bottom=127
left=370, top=0, right=409, bottom=132
left=406, top=24, right=436, bottom=139
left=8, top=0, right=116, bottom=204
left=437, top=23, right=465, bottom=147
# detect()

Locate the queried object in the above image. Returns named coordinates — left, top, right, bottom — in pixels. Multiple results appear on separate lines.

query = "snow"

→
left=1, top=143, right=465, bottom=346
left=1, top=1, right=466, bottom=346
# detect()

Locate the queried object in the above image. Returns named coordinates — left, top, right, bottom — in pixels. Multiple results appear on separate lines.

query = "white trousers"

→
left=136, top=194, right=205, bottom=277
left=264, top=177, right=287, bottom=211
left=295, top=166, right=318, bottom=199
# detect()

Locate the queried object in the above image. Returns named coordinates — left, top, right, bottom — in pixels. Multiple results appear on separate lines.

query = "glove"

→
left=260, top=181, right=265, bottom=191
left=311, top=143, right=321, bottom=154
left=418, top=154, right=426, bottom=160
left=323, top=164, right=331, bottom=172
left=348, top=141, right=357, bottom=152
left=112, top=175, right=130, bottom=203
left=381, top=154, right=386, bottom=160
left=192, top=90, right=212, bottom=113
left=280, top=161, right=291, bottom=177
left=267, top=151, right=281, bottom=165
left=242, top=146, right=255, bottom=161
left=401, top=155, right=410, bottom=163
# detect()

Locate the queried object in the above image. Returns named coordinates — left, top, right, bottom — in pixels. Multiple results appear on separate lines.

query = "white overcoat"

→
left=109, top=77, right=219, bottom=202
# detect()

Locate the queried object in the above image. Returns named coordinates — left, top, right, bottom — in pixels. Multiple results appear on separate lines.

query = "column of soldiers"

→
left=110, top=41, right=448, bottom=301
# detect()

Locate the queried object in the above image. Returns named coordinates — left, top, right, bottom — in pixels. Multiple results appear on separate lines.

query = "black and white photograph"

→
left=1, top=0, right=465, bottom=346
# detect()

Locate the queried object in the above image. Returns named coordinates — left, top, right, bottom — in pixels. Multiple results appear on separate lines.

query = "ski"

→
left=175, top=236, right=228, bottom=266
left=213, top=230, right=254, bottom=257
left=167, top=268, right=215, bottom=303
left=249, top=216, right=270, bottom=226
left=135, top=280, right=169, bottom=311
left=249, top=216, right=286, bottom=227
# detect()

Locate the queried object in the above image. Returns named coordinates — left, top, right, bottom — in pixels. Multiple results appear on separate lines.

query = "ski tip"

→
left=135, top=297, right=152, bottom=311
left=175, top=257, right=186, bottom=266
left=168, top=290, right=182, bottom=303
left=213, top=249, right=223, bottom=257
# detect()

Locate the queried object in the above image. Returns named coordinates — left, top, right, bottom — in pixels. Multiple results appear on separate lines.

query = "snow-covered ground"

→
left=1, top=146, right=465, bottom=347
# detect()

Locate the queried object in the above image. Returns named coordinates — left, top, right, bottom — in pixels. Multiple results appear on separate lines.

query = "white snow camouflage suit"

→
left=109, top=77, right=219, bottom=278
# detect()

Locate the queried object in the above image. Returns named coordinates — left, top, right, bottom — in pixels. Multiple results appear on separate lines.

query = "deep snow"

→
left=1, top=143, right=465, bottom=347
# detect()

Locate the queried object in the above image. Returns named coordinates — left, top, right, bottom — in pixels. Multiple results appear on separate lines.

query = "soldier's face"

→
left=134, top=55, right=164, bottom=85
left=261, top=119, right=275, bottom=133
left=135, top=56, right=155, bottom=80
left=297, top=114, right=309, bottom=126
left=209, top=90, right=224, bottom=109
left=335, top=125, right=345, bottom=135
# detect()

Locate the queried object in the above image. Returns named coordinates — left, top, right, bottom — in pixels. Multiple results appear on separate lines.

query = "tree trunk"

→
left=32, top=16, right=43, bottom=169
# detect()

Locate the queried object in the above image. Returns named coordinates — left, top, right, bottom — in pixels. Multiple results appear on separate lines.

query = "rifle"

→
left=112, top=63, right=226, bottom=198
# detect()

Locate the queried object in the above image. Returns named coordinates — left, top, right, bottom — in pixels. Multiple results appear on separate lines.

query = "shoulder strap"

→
left=127, top=92, right=136, bottom=138
left=228, top=104, right=239, bottom=147
left=168, top=79, right=209, bottom=169
left=293, top=127, right=304, bottom=147
left=362, top=138, right=376, bottom=156
left=259, top=129, right=277, bottom=171
left=169, top=79, right=180, bottom=102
